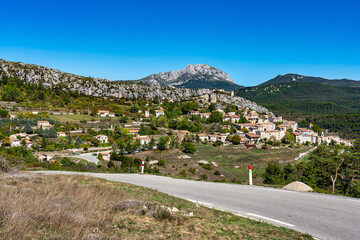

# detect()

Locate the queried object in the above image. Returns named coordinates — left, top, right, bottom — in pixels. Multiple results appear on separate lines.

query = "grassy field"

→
left=0, top=173, right=312, bottom=239
left=49, top=114, right=123, bottom=128
left=49, top=114, right=105, bottom=122
left=130, top=144, right=312, bottom=184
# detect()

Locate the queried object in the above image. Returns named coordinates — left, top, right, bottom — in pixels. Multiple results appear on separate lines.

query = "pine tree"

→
left=75, top=137, right=83, bottom=146
left=48, top=127, right=58, bottom=138
left=37, top=127, right=45, bottom=137
left=22, top=122, right=33, bottom=133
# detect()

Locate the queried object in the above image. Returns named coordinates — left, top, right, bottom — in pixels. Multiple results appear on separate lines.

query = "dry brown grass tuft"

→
left=1, top=175, right=122, bottom=239
left=0, top=173, right=312, bottom=240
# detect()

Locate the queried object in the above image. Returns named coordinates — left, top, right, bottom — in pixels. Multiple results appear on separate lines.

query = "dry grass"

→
left=0, top=173, right=312, bottom=240
left=131, top=144, right=311, bottom=183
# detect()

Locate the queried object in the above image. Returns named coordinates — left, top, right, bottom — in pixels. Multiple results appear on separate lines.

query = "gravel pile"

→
left=197, top=160, right=209, bottom=164
left=282, top=181, right=313, bottom=192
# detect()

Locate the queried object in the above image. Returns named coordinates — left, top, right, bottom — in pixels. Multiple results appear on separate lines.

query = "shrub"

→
left=157, top=159, right=166, bottom=167
left=263, top=160, right=284, bottom=185
left=107, top=161, right=115, bottom=168
left=49, top=161, right=61, bottom=170
left=214, top=170, right=221, bottom=176
left=349, top=180, right=360, bottom=198
left=153, top=207, right=173, bottom=221
left=202, top=164, right=212, bottom=171
left=148, top=167, right=160, bottom=174
left=158, top=137, right=168, bottom=151
left=179, top=170, right=187, bottom=178
left=60, top=158, right=75, bottom=167
left=213, top=141, right=223, bottom=147
left=215, top=178, right=227, bottom=183
left=232, top=135, right=241, bottom=145
left=182, top=141, right=196, bottom=154
left=189, top=167, right=196, bottom=174
left=200, top=174, right=208, bottom=181
left=112, top=199, right=143, bottom=211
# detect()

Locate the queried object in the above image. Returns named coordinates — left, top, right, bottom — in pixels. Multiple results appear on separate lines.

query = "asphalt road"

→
left=35, top=171, right=360, bottom=240
left=64, top=152, right=107, bottom=164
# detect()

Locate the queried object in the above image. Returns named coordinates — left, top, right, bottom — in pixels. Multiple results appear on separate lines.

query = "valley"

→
left=2, top=1, right=360, bottom=239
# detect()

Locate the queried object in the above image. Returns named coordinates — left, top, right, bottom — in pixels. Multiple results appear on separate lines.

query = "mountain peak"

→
left=182, top=64, right=233, bottom=81
left=138, top=64, right=240, bottom=90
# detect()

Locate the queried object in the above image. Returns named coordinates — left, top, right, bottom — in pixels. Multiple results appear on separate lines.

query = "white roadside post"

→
left=141, top=161, right=145, bottom=174
left=248, top=165, right=253, bottom=185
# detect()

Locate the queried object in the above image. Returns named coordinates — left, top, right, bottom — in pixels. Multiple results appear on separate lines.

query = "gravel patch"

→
left=283, top=181, right=313, bottom=192
left=197, top=160, right=209, bottom=164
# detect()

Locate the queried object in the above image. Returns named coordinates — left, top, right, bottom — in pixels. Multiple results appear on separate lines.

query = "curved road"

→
left=35, top=171, right=360, bottom=240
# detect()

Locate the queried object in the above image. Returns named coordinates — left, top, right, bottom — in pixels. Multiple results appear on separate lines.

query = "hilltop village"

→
left=0, top=87, right=352, bottom=167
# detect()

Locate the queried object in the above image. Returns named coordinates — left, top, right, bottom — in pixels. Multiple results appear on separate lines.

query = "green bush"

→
left=182, top=141, right=196, bottom=154
left=49, top=161, right=61, bottom=170
left=200, top=174, right=208, bottom=181
left=213, top=141, right=223, bottom=147
left=157, top=159, right=166, bottom=167
left=107, top=161, right=115, bottom=168
left=148, top=167, right=160, bottom=174
left=202, top=164, right=212, bottom=171
left=215, top=178, right=227, bottom=183
left=214, top=170, right=221, bottom=176
left=232, top=135, right=241, bottom=145
left=158, top=137, right=168, bottom=151
left=189, top=167, right=196, bottom=174
left=60, top=157, right=75, bottom=167
left=179, top=170, right=187, bottom=178
left=349, top=180, right=360, bottom=198
left=263, top=160, right=284, bottom=185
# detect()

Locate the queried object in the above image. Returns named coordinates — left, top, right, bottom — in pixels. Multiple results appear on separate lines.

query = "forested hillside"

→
left=261, top=73, right=360, bottom=88
left=236, top=82, right=360, bottom=139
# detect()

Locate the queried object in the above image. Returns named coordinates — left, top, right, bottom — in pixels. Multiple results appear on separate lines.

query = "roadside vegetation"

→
left=263, top=140, right=360, bottom=197
left=0, top=173, right=313, bottom=239
left=0, top=143, right=312, bottom=185
left=121, top=143, right=312, bottom=183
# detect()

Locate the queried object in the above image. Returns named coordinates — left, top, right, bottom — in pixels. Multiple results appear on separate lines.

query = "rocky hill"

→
left=0, top=59, right=271, bottom=114
left=121, top=64, right=243, bottom=91
left=260, top=73, right=360, bottom=88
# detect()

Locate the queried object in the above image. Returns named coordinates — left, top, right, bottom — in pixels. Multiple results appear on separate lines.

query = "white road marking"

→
left=348, top=199, right=360, bottom=203
left=186, top=199, right=214, bottom=207
left=247, top=213, right=295, bottom=227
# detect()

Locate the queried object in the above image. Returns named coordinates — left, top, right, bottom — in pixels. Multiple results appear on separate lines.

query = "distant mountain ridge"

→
left=0, top=58, right=271, bottom=114
left=118, top=64, right=243, bottom=91
left=261, top=73, right=360, bottom=88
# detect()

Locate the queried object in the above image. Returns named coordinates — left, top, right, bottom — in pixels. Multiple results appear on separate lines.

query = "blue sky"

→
left=1, top=0, right=359, bottom=86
